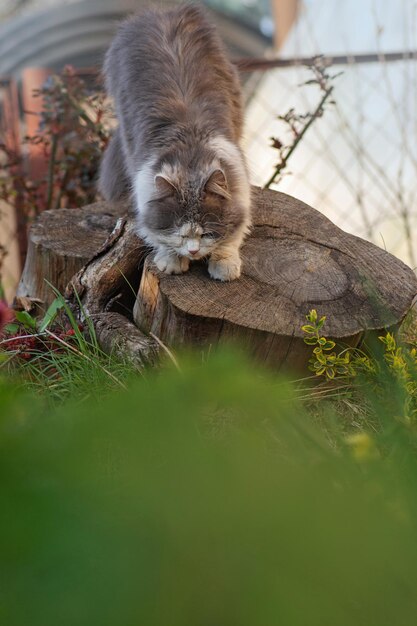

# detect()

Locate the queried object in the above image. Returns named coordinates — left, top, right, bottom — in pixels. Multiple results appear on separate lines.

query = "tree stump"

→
left=133, top=187, right=417, bottom=370
left=16, top=186, right=417, bottom=371
left=17, top=202, right=126, bottom=308
left=16, top=200, right=159, bottom=367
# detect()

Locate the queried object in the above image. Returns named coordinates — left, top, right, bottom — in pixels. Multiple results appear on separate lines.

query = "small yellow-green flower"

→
left=346, top=432, right=379, bottom=461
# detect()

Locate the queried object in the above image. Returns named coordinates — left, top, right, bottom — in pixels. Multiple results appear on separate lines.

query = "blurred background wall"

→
left=0, top=0, right=269, bottom=76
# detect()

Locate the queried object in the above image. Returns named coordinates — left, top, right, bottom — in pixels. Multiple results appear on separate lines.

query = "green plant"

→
left=303, top=309, right=417, bottom=425
left=302, top=309, right=357, bottom=379
left=379, top=331, right=417, bottom=421
left=0, top=289, right=131, bottom=404
left=2, top=350, right=417, bottom=625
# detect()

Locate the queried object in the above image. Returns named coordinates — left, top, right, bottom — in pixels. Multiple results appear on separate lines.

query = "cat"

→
left=99, top=3, right=251, bottom=281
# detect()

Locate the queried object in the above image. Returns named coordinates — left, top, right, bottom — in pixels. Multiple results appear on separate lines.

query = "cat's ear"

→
left=204, top=169, right=231, bottom=200
left=154, top=175, right=177, bottom=198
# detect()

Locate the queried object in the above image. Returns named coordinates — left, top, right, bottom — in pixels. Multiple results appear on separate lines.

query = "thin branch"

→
left=0, top=332, right=44, bottom=346
left=53, top=165, right=71, bottom=211
left=264, top=85, right=334, bottom=189
left=45, top=133, right=58, bottom=211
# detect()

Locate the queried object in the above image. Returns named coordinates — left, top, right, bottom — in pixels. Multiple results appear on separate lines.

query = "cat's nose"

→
left=187, top=240, right=200, bottom=256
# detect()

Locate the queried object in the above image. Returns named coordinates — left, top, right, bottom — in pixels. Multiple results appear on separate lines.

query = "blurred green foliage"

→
left=1, top=350, right=417, bottom=626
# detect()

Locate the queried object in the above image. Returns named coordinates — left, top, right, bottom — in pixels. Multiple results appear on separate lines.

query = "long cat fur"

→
left=99, top=3, right=251, bottom=280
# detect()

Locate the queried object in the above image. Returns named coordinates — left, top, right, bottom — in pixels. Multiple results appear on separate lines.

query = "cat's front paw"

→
left=154, top=251, right=190, bottom=275
left=208, top=255, right=242, bottom=281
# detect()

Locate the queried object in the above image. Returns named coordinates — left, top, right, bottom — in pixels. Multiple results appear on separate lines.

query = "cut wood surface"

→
left=17, top=202, right=126, bottom=307
left=17, top=186, right=417, bottom=371
left=134, top=187, right=417, bottom=368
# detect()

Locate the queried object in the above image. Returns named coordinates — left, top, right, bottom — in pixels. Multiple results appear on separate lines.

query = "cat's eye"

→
left=203, top=231, right=216, bottom=238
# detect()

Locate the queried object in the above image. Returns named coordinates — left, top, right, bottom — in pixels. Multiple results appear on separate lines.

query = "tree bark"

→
left=65, top=213, right=159, bottom=367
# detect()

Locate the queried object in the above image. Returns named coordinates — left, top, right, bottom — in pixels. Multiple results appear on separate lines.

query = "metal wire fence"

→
left=242, top=51, right=417, bottom=270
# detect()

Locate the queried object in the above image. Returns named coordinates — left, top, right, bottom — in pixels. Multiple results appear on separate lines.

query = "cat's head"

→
left=138, top=162, right=249, bottom=260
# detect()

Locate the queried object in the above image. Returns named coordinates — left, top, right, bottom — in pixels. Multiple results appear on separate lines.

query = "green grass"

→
left=2, top=326, right=136, bottom=404
left=1, top=349, right=417, bottom=625
left=19, top=341, right=133, bottom=402
left=2, top=306, right=417, bottom=624
left=0, top=290, right=138, bottom=405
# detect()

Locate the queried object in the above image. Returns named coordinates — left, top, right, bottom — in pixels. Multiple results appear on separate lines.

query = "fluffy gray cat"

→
left=99, top=3, right=251, bottom=281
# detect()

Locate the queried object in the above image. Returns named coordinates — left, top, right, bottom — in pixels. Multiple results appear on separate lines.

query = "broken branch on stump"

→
left=65, top=213, right=159, bottom=367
